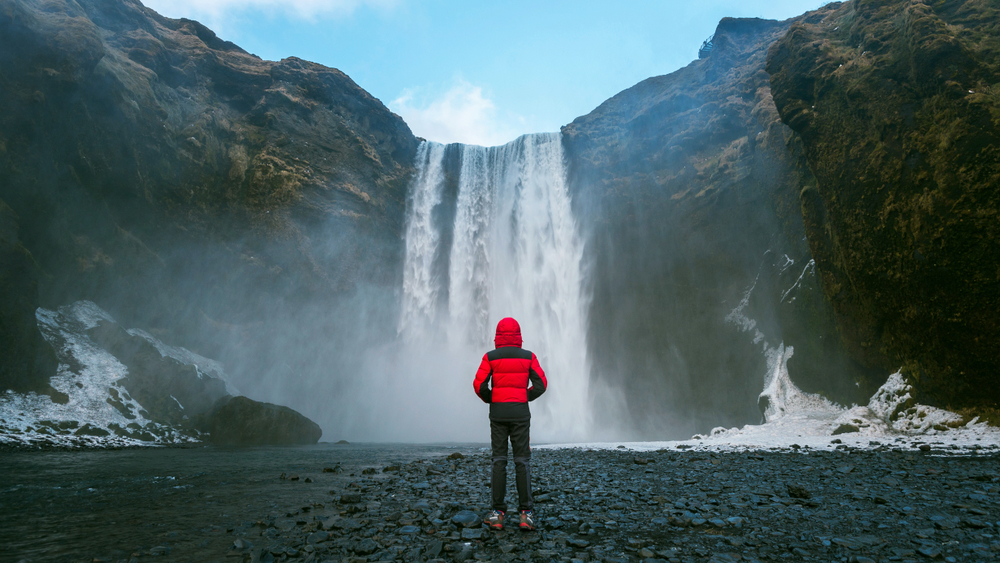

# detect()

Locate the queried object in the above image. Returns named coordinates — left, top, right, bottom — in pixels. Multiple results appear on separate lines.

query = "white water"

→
left=390, top=133, right=592, bottom=442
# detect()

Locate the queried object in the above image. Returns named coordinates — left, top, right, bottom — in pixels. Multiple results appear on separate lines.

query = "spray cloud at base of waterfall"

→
left=367, top=133, right=609, bottom=443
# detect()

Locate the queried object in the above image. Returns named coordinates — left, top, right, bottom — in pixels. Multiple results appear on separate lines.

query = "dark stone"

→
left=833, top=424, right=860, bottom=435
left=74, top=423, right=110, bottom=437
left=562, top=14, right=875, bottom=435
left=205, top=395, right=322, bottom=446
left=767, top=0, right=1000, bottom=409
left=0, top=200, right=60, bottom=400
left=353, top=538, right=379, bottom=555
left=787, top=485, right=811, bottom=499
left=450, top=511, right=480, bottom=528
left=86, top=319, right=229, bottom=426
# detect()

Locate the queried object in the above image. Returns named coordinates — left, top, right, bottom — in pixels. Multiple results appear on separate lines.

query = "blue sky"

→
left=142, top=0, right=830, bottom=146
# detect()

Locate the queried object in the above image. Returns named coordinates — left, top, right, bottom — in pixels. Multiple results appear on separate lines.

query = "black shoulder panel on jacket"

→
left=487, top=347, right=533, bottom=361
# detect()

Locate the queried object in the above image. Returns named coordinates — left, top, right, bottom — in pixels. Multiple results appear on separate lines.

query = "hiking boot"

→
left=485, top=509, right=504, bottom=530
left=519, top=509, right=536, bottom=531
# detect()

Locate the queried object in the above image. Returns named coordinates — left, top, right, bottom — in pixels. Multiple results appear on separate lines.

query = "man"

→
left=473, top=317, right=548, bottom=531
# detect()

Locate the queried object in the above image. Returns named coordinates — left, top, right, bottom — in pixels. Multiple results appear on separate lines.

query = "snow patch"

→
left=0, top=302, right=205, bottom=448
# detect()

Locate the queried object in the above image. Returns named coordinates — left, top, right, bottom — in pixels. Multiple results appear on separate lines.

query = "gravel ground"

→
left=221, top=444, right=999, bottom=563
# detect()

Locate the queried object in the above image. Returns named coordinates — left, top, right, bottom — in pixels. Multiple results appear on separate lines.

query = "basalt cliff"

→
left=0, top=0, right=418, bottom=407
left=767, top=0, right=1000, bottom=411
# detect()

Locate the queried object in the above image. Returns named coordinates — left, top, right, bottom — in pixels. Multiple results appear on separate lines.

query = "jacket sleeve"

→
left=473, top=354, right=493, bottom=403
left=527, top=353, right=547, bottom=401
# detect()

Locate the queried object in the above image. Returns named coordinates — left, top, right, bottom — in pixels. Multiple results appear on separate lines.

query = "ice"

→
left=541, top=369, right=1000, bottom=453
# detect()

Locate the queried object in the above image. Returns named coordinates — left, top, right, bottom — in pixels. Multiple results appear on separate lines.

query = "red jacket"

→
left=473, top=317, right=547, bottom=420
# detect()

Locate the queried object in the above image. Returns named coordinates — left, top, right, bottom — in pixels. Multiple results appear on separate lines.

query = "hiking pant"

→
left=490, top=418, right=532, bottom=512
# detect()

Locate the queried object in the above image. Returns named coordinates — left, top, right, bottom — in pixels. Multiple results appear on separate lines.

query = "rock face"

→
left=563, top=17, right=880, bottom=435
left=0, top=200, right=59, bottom=398
left=86, top=318, right=229, bottom=425
left=0, top=0, right=418, bottom=399
left=767, top=0, right=1000, bottom=408
left=204, top=395, right=322, bottom=446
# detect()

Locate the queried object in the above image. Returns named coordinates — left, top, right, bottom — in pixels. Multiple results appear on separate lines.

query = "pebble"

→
left=179, top=446, right=999, bottom=563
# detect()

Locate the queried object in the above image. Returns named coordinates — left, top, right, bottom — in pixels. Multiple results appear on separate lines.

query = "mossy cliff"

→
left=0, top=0, right=418, bottom=394
left=767, top=0, right=1000, bottom=409
left=563, top=16, right=881, bottom=436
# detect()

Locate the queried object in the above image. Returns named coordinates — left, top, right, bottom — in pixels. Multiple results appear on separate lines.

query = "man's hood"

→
left=494, top=317, right=522, bottom=348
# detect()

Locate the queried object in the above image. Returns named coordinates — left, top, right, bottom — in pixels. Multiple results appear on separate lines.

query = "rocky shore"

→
left=212, top=445, right=999, bottom=563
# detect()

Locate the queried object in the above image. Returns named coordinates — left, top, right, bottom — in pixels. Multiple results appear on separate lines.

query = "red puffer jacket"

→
left=473, top=317, right=547, bottom=420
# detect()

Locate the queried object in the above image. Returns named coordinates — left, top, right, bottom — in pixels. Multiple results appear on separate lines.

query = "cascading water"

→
left=395, top=133, right=592, bottom=442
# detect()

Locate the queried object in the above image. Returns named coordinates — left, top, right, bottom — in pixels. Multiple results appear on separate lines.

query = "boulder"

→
left=205, top=395, right=321, bottom=446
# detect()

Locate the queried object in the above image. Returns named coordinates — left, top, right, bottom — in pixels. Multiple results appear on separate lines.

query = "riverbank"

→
left=4, top=442, right=998, bottom=563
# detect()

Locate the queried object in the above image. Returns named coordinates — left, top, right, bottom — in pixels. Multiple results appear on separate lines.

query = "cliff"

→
left=0, top=0, right=419, bottom=398
left=767, top=0, right=1000, bottom=409
left=563, top=16, right=881, bottom=436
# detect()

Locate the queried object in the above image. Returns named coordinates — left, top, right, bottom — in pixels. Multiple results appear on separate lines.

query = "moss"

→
left=768, top=0, right=1000, bottom=410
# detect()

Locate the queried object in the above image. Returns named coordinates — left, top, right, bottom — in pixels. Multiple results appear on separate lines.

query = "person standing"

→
left=473, top=317, right=548, bottom=531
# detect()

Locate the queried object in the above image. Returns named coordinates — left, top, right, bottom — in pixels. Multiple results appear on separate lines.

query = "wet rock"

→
left=787, top=484, right=811, bottom=499
left=461, top=528, right=484, bottom=540
left=451, top=511, right=481, bottom=528
left=205, top=396, right=322, bottom=446
left=566, top=538, right=589, bottom=548
left=233, top=538, right=252, bottom=550
left=833, top=424, right=860, bottom=435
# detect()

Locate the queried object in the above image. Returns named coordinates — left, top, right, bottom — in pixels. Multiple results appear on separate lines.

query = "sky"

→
left=141, top=0, right=831, bottom=147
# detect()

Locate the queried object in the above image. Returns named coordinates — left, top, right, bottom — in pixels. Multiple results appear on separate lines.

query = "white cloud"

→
left=390, top=79, right=526, bottom=147
left=141, top=0, right=398, bottom=21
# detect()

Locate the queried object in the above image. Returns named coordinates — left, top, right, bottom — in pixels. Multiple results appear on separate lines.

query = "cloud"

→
left=141, top=0, right=398, bottom=21
left=390, top=79, right=526, bottom=147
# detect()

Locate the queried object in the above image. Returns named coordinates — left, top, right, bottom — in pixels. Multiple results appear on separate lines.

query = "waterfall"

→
left=398, top=133, right=592, bottom=442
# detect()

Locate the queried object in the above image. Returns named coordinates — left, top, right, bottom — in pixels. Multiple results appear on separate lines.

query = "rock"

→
left=451, top=511, right=481, bottom=528
left=353, top=538, right=379, bottom=555
left=566, top=538, right=589, bottom=548
left=917, top=546, right=942, bottom=558
left=767, top=0, right=1000, bottom=408
left=339, top=493, right=362, bottom=504
left=563, top=13, right=874, bottom=432
left=306, top=531, right=330, bottom=544
left=233, top=538, right=252, bottom=550
left=787, top=485, right=811, bottom=499
left=398, top=525, right=420, bottom=534
left=0, top=201, right=59, bottom=400
left=86, top=319, right=229, bottom=425
left=447, top=452, right=465, bottom=460
left=205, top=396, right=322, bottom=446
left=461, top=528, right=484, bottom=540
left=833, top=424, right=860, bottom=435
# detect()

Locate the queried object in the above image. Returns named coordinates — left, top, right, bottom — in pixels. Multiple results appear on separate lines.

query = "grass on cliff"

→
left=956, top=406, right=1000, bottom=428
